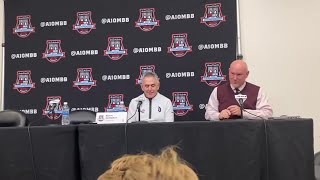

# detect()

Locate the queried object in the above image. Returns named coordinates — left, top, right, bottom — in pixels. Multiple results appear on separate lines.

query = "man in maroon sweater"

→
left=205, top=60, right=273, bottom=120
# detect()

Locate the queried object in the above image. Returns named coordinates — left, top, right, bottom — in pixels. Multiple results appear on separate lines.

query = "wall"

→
left=0, top=0, right=319, bottom=152
left=240, top=0, right=320, bottom=153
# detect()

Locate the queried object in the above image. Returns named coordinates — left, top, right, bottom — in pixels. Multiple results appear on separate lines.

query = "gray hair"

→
left=141, top=72, right=160, bottom=83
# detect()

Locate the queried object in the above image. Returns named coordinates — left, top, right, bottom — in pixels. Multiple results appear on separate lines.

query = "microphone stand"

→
left=240, top=104, right=243, bottom=119
left=138, top=106, right=141, bottom=122
left=239, top=99, right=244, bottom=119
left=134, top=100, right=147, bottom=123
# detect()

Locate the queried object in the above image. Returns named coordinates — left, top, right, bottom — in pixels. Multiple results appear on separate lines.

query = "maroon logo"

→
left=104, top=37, right=128, bottom=60
left=42, top=96, right=62, bottom=120
left=42, top=40, right=65, bottom=63
left=135, top=8, right=160, bottom=32
left=167, top=33, right=192, bottom=57
left=73, top=68, right=97, bottom=91
left=200, top=3, right=226, bottom=28
left=172, top=92, right=193, bottom=116
left=201, top=62, right=226, bottom=86
left=13, top=15, right=35, bottom=38
left=13, top=70, right=35, bottom=94
left=104, top=94, right=127, bottom=112
left=73, top=11, right=96, bottom=34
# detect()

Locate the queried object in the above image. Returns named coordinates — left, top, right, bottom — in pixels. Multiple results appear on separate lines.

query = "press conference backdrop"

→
left=4, top=0, right=236, bottom=123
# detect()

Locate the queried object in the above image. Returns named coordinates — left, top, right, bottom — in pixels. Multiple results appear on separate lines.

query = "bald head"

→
left=230, top=60, right=248, bottom=72
left=228, top=60, right=249, bottom=88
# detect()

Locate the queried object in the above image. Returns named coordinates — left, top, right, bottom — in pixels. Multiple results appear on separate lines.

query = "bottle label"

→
left=62, top=111, right=70, bottom=116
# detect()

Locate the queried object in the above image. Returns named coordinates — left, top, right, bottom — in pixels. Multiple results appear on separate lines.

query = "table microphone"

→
left=137, top=100, right=143, bottom=109
left=136, top=97, right=145, bottom=122
left=235, top=94, right=247, bottom=119
left=136, top=97, right=144, bottom=108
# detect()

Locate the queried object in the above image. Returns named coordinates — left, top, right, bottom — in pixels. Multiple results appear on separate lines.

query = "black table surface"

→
left=0, top=118, right=314, bottom=180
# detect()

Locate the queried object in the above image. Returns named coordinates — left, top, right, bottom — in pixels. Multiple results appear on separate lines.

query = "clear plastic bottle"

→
left=61, top=102, right=70, bottom=125
left=119, top=101, right=126, bottom=112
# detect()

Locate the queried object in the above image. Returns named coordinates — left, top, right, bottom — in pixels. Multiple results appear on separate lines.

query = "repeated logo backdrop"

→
left=5, top=0, right=237, bottom=123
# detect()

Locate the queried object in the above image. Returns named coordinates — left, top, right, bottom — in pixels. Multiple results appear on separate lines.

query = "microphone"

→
left=235, top=94, right=247, bottom=119
left=136, top=97, right=145, bottom=122
left=137, top=101, right=143, bottom=109
left=136, top=97, right=145, bottom=109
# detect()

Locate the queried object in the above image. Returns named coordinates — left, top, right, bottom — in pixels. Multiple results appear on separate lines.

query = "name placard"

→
left=95, top=112, right=127, bottom=124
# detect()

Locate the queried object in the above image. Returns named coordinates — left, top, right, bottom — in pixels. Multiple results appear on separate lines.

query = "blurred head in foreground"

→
left=98, top=146, right=198, bottom=180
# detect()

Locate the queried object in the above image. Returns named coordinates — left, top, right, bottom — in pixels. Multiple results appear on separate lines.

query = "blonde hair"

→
left=98, top=146, right=198, bottom=180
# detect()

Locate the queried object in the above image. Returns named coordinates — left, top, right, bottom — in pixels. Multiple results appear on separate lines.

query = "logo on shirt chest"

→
left=140, top=106, right=161, bottom=113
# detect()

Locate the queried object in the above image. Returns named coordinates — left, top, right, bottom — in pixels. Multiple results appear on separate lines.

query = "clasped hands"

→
left=218, top=105, right=241, bottom=120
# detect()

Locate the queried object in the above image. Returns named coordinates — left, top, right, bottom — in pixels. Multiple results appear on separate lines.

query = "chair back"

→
left=70, top=110, right=96, bottom=124
left=0, top=110, right=27, bottom=127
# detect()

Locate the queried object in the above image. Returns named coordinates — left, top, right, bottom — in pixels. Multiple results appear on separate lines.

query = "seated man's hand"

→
left=219, top=109, right=231, bottom=120
left=227, top=105, right=241, bottom=116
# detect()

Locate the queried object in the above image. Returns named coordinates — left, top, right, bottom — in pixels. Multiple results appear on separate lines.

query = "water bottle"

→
left=62, top=102, right=70, bottom=125
left=119, top=101, right=126, bottom=112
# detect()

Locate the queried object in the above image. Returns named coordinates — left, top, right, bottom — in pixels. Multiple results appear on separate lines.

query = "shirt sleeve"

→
left=243, top=88, right=273, bottom=119
left=127, top=99, right=137, bottom=123
left=205, top=87, right=220, bottom=121
left=164, top=99, right=174, bottom=122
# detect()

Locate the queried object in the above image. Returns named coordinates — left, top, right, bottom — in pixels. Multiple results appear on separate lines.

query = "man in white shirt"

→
left=127, top=72, right=174, bottom=122
left=205, top=60, right=273, bottom=121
